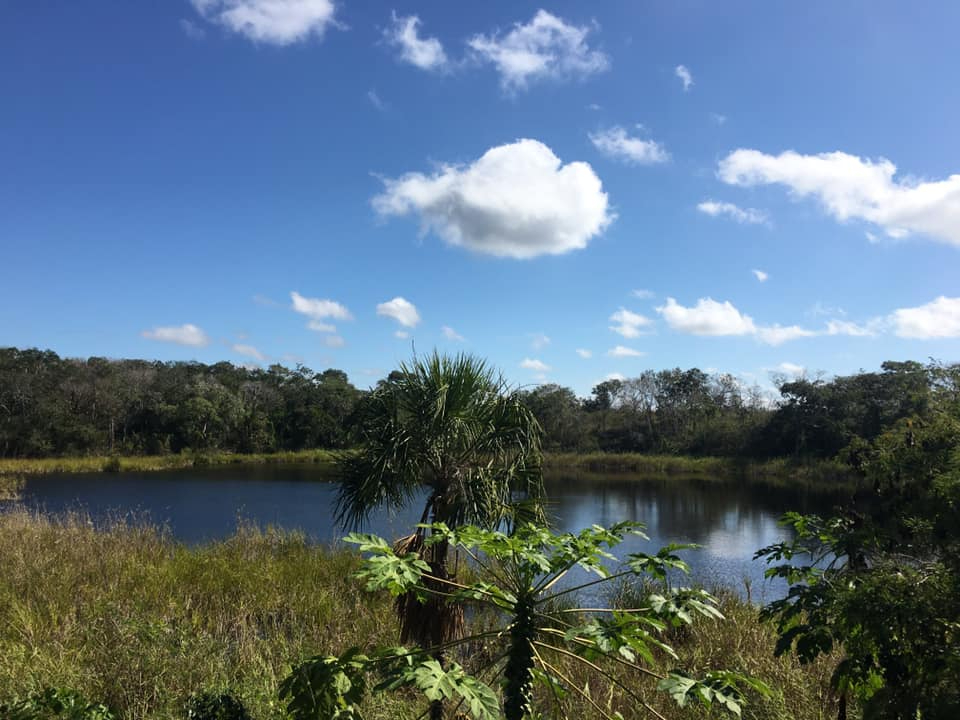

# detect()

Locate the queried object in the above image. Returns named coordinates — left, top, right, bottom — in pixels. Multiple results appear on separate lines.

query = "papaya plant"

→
left=281, top=521, right=768, bottom=720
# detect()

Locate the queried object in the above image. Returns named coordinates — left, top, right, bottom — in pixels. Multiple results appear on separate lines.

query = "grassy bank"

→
left=0, top=449, right=338, bottom=477
left=544, top=452, right=854, bottom=488
left=0, top=508, right=846, bottom=719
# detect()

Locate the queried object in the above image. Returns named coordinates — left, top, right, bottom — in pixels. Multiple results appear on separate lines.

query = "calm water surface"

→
left=13, top=465, right=838, bottom=601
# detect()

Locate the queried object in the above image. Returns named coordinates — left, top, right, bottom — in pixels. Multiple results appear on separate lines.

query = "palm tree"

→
left=335, top=352, right=544, bottom=716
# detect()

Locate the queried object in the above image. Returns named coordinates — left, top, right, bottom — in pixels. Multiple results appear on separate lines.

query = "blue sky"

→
left=2, top=1, right=959, bottom=395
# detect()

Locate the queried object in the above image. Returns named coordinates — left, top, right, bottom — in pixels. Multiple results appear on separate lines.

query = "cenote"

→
left=12, top=464, right=841, bottom=601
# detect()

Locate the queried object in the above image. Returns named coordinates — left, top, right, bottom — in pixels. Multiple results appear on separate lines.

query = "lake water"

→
left=11, top=465, right=839, bottom=602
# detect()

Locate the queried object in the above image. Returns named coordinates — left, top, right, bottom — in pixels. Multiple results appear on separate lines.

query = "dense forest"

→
left=1, top=346, right=956, bottom=462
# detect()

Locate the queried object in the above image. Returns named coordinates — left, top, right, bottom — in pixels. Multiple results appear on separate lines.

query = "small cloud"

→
left=291, top=291, right=352, bottom=333
left=752, top=269, right=769, bottom=282
left=395, top=330, right=410, bottom=339
left=825, top=319, right=878, bottom=337
left=631, top=289, right=655, bottom=299
left=607, top=345, right=645, bottom=358
left=604, top=372, right=626, bottom=382
left=180, top=18, right=206, bottom=39
left=697, top=200, right=769, bottom=225
left=190, top=0, right=340, bottom=46
left=710, top=112, right=727, bottom=125
left=889, top=296, right=960, bottom=338
left=776, top=362, right=806, bottom=378
left=756, top=324, right=816, bottom=346
left=609, top=308, right=652, bottom=338
left=308, top=320, right=336, bottom=333
left=142, top=323, right=210, bottom=347
left=442, top=325, right=465, bottom=341
left=589, top=126, right=669, bottom=165
left=468, top=10, right=609, bottom=91
left=658, top=297, right=755, bottom=336
left=377, top=296, right=421, bottom=328
left=865, top=231, right=880, bottom=243
left=384, top=12, right=448, bottom=71
left=253, top=294, right=281, bottom=307
left=576, top=348, right=592, bottom=359
left=529, top=332, right=551, bottom=350
left=324, top=335, right=345, bottom=348
left=520, top=358, right=551, bottom=373
left=367, top=89, right=385, bottom=111
left=675, top=64, right=693, bottom=91
left=586, top=103, right=602, bottom=111
left=232, top=343, right=266, bottom=361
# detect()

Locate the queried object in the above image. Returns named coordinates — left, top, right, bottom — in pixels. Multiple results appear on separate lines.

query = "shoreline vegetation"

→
left=0, top=508, right=841, bottom=720
left=0, top=449, right=854, bottom=490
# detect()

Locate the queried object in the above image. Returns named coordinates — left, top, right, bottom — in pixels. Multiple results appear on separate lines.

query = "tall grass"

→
left=0, top=450, right=338, bottom=477
left=0, top=509, right=848, bottom=719
left=0, top=474, right=24, bottom=501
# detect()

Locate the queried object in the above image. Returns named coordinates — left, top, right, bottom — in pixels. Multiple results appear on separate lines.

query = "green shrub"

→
left=184, top=691, right=251, bottom=720
left=0, top=687, right=115, bottom=720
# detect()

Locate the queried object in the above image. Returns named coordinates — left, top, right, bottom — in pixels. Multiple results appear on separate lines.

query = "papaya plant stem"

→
left=535, top=657, right=624, bottom=720
left=537, top=570, right=635, bottom=605
left=534, top=641, right=669, bottom=720
left=539, top=628, right=668, bottom=680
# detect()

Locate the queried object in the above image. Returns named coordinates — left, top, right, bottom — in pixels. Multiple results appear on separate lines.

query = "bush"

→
left=0, top=687, right=116, bottom=720
left=184, top=691, right=251, bottom=720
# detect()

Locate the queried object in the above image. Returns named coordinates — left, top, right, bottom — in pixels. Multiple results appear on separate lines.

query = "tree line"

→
left=1, top=347, right=956, bottom=462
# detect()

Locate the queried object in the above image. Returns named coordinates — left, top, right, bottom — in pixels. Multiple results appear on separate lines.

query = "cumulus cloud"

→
left=657, top=297, right=820, bottom=346
left=520, top=358, right=551, bottom=373
left=468, top=10, right=609, bottom=91
left=385, top=12, right=448, bottom=71
left=232, top=343, right=266, bottom=361
left=609, top=308, right=652, bottom=338
left=697, top=200, right=768, bottom=225
left=589, top=126, right=669, bottom=165
left=190, top=0, right=338, bottom=45
left=142, top=324, right=210, bottom=347
left=718, top=149, right=960, bottom=246
left=377, top=297, right=421, bottom=328
left=576, top=348, right=592, bottom=359
left=752, top=269, right=769, bottom=282
left=657, top=297, right=756, bottom=337
left=608, top=345, right=645, bottom=358
left=826, top=319, right=879, bottom=337
left=373, top=138, right=612, bottom=259
left=290, top=291, right=352, bottom=333
left=442, top=325, right=465, bottom=341
left=675, top=64, right=693, bottom=91
left=890, top=296, right=960, bottom=338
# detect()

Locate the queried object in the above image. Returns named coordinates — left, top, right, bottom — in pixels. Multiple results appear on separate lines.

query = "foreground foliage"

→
left=0, top=508, right=842, bottom=719
left=283, top=522, right=769, bottom=720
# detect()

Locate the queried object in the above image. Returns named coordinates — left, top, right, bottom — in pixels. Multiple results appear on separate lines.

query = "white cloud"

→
left=890, top=296, right=960, bottom=338
left=631, top=289, right=655, bottom=299
left=529, top=332, right=550, bottom=350
left=776, top=362, right=806, bottom=378
left=253, top=294, right=281, bottom=307
left=377, top=296, right=421, bottom=328
left=324, top=335, right=345, bottom=347
left=607, top=345, right=645, bottom=358
left=373, top=138, right=612, bottom=259
left=604, top=372, right=626, bottom=382
left=180, top=18, right=206, bottom=39
left=395, top=330, right=410, bottom=339
left=675, top=64, right=693, bottom=91
left=232, top=343, right=266, bottom=361
left=586, top=103, right=602, bottom=111
left=718, top=149, right=960, bottom=247
left=190, top=0, right=338, bottom=45
left=442, top=325, right=465, bottom=341
left=576, top=348, right=592, bottom=359
left=385, top=12, right=448, bottom=71
left=825, top=319, right=879, bottom=337
left=697, top=200, right=768, bottom=225
left=142, top=324, right=210, bottom=347
left=658, top=297, right=756, bottom=337
left=468, top=10, right=609, bottom=91
left=589, top=126, right=669, bottom=165
left=367, top=89, right=385, bottom=111
left=710, top=112, right=727, bottom=125
left=520, top=358, right=551, bottom=373
left=752, top=269, right=769, bottom=282
left=609, top=308, right=652, bottom=338
left=756, top=324, right=817, bottom=346
left=291, top=291, right=352, bottom=333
